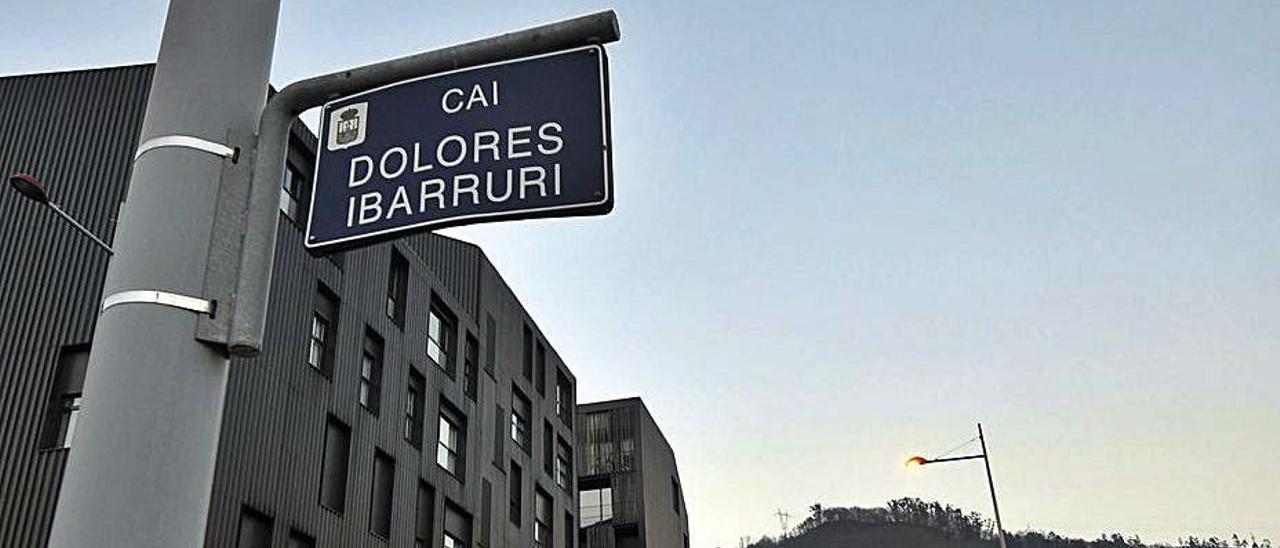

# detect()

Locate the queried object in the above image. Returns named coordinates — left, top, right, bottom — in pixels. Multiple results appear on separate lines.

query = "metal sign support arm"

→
left=226, top=10, right=620, bottom=356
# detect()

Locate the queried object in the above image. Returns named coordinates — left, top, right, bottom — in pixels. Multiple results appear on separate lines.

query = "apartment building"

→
left=0, top=64, right=580, bottom=548
left=576, top=398, right=689, bottom=548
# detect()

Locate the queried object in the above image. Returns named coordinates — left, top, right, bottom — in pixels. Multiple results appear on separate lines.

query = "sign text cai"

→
left=305, top=46, right=612, bottom=252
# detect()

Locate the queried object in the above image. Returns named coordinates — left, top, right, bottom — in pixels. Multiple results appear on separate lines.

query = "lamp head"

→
left=905, top=456, right=929, bottom=468
left=8, top=173, right=50, bottom=204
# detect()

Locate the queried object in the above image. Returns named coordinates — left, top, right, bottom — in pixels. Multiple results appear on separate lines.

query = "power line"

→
left=935, top=435, right=979, bottom=459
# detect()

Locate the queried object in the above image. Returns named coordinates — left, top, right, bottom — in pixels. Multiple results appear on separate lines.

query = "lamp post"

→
left=907, top=423, right=1009, bottom=548
left=7, top=172, right=113, bottom=254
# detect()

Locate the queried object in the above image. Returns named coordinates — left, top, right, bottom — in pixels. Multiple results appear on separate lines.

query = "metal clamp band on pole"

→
left=134, top=135, right=237, bottom=161
left=102, top=290, right=215, bottom=316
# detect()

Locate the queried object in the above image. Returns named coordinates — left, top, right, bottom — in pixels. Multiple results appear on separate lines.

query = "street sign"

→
left=304, top=45, right=612, bottom=252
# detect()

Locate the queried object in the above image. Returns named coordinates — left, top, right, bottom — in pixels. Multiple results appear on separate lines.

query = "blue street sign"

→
left=305, top=45, right=612, bottom=252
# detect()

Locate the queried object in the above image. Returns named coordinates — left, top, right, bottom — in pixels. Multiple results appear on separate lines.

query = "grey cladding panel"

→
left=0, top=65, right=152, bottom=548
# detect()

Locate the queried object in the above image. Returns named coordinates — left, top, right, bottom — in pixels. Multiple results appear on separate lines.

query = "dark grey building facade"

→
left=576, top=398, right=689, bottom=548
left=1, top=65, right=582, bottom=548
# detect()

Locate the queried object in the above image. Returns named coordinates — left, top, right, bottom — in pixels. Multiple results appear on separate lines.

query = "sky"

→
left=4, top=1, right=1278, bottom=546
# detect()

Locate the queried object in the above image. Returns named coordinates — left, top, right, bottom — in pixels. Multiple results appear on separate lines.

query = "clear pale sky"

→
left=4, top=1, right=1277, bottom=546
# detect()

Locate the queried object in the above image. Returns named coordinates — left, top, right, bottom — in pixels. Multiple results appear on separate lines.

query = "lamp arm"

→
left=46, top=202, right=114, bottom=254
left=919, top=454, right=986, bottom=465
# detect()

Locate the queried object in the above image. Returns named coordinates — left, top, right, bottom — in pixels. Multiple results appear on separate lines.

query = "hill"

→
left=778, top=520, right=992, bottom=548
left=742, top=499, right=1272, bottom=548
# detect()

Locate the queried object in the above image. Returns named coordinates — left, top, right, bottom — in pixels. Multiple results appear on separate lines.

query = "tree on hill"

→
left=788, top=498, right=988, bottom=542
left=741, top=499, right=1272, bottom=548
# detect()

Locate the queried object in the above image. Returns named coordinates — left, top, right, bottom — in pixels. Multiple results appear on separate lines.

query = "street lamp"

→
left=7, top=172, right=114, bottom=254
left=906, top=423, right=1009, bottom=548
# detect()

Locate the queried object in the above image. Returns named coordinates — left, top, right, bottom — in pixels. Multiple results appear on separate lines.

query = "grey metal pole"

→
left=46, top=0, right=280, bottom=546
left=978, top=423, right=1010, bottom=548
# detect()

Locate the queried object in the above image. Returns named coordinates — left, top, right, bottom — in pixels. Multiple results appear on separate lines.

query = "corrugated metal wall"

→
left=0, top=64, right=152, bottom=548
left=577, top=403, right=643, bottom=530
left=0, top=65, right=581, bottom=548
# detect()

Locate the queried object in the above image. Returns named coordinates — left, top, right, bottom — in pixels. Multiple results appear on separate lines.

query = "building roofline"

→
left=0, top=62, right=155, bottom=82
left=579, top=396, right=646, bottom=410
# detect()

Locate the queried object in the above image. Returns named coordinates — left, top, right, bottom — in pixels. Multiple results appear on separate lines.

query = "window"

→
left=370, top=450, right=394, bottom=539
left=564, top=512, right=575, bottom=548
left=279, top=164, right=302, bottom=220
left=287, top=530, right=315, bottom=548
left=493, top=404, right=505, bottom=468
left=579, top=487, right=613, bottom=527
left=511, top=388, right=531, bottom=452
left=308, top=283, right=339, bottom=377
left=671, top=477, right=681, bottom=515
left=406, top=369, right=425, bottom=449
left=580, top=411, right=634, bottom=473
left=46, top=396, right=82, bottom=450
left=481, top=479, right=493, bottom=547
left=555, top=371, right=573, bottom=426
left=57, top=396, right=84, bottom=449
left=436, top=402, right=466, bottom=477
left=41, top=345, right=88, bottom=450
left=387, top=249, right=408, bottom=327
left=237, top=506, right=273, bottom=548
left=534, top=488, right=553, bottom=546
left=464, top=333, right=479, bottom=400
left=555, top=438, right=573, bottom=491
left=360, top=328, right=384, bottom=415
left=443, top=502, right=472, bottom=548
left=522, top=325, right=533, bottom=381
left=509, top=461, right=523, bottom=526
left=308, top=315, right=328, bottom=370
left=535, top=341, right=547, bottom=396
left=416, top=480, right=436, bottom=548
left=320, top=416, right=351, bottom=513
left=543, top=419, right=554, bottom=476
left=428, top=301, right=457, bottom=377
left=484, top=314, right=497, bottom=377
